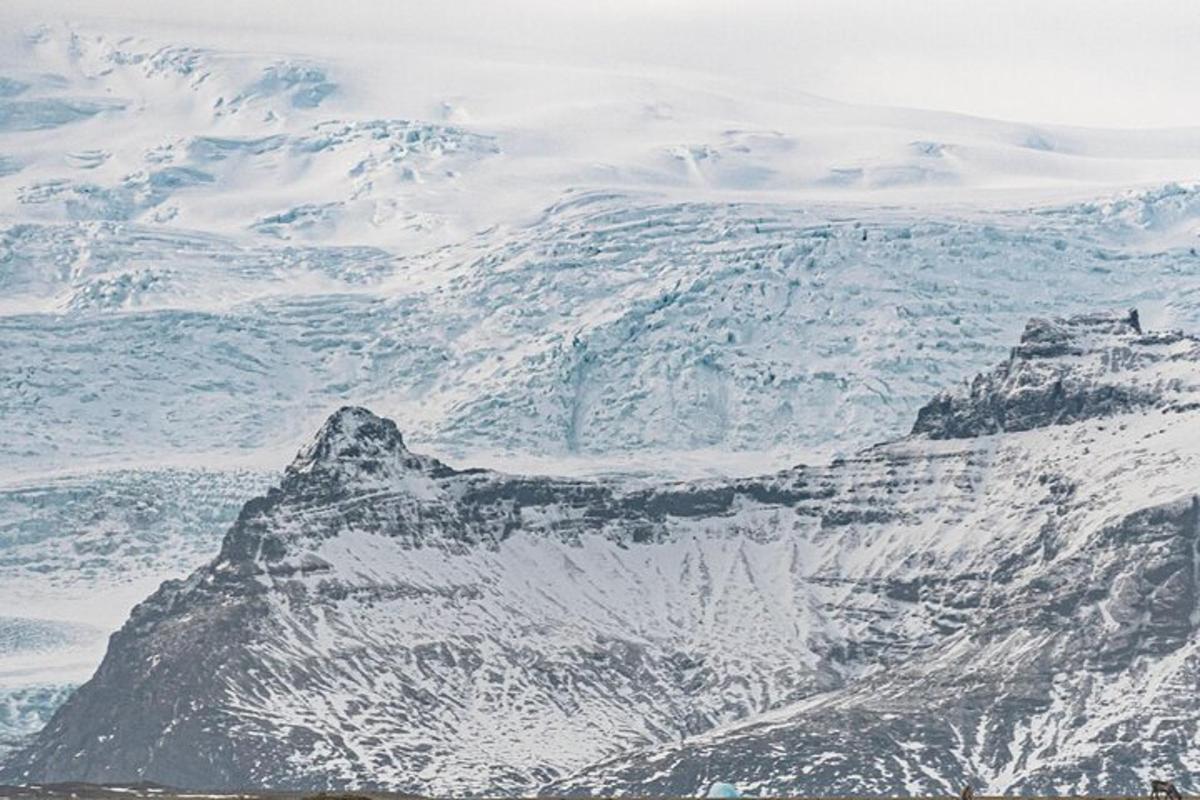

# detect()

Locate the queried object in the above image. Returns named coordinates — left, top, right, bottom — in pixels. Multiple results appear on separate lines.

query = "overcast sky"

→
left=6, top=0, right=1199, bottom=129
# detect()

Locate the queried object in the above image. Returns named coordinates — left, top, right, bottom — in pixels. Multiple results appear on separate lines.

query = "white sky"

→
left=4, top=0, right=1200, bottom=129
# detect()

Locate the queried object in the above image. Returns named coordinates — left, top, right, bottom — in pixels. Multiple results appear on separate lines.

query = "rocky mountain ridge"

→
left=3, top=310, right=1198, bottom=796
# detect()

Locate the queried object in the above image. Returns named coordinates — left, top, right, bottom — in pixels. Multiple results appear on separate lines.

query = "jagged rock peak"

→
left=1014, top=308, right=1143, bottom=358
left=911, top=308, right=1199, bottom=440
left=284, top=406, right=445, bottom=484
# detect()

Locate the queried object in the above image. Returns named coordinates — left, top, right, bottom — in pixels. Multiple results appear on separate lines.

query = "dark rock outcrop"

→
left=912, top=310, right=1196, bottom=439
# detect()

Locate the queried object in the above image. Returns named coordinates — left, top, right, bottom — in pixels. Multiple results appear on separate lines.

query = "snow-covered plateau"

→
left=1, top=8, right=1199, bottom=793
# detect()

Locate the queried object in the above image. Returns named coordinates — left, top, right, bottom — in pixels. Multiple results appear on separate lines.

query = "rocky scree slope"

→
left=3, top=311, right=1199, bottom=796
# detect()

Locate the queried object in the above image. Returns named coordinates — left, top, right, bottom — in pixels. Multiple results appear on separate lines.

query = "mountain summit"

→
left=3, top=312, right=1199, bottom=795
left=284, top=405, right=452, bottom=485
left=290, top=406, right=411, bottom=470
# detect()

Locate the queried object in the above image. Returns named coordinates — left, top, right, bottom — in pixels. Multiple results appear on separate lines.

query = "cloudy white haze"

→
left=8, top=0, right=1200, bottom=127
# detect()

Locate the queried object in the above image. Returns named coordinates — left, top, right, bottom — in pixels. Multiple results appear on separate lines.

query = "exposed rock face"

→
left=912, top=310, right=1194, bottom=439
left=3, top=311, right=1200, bottom=796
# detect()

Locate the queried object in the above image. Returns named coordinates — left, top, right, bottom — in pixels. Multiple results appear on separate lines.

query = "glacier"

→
left=1, top=9, right=1200, bottom=789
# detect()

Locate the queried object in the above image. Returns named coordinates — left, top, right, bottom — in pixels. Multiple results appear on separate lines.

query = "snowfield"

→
left=1, top=5, right=1199, bottom=785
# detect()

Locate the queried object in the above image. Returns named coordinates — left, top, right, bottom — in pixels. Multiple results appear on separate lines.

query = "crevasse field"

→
left=1, top=0, right=1199, bottom=765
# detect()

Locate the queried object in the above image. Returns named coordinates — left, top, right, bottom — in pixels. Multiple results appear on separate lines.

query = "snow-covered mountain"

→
left=4, top=9, right=1200, bottom=782
left=4, top=310, right=1197, bottom=795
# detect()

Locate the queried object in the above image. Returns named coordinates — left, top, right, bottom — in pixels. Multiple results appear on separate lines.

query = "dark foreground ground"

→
left=0, top=787, right=1181, bottom=800
left=0, top=787, right=418, bottom=800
